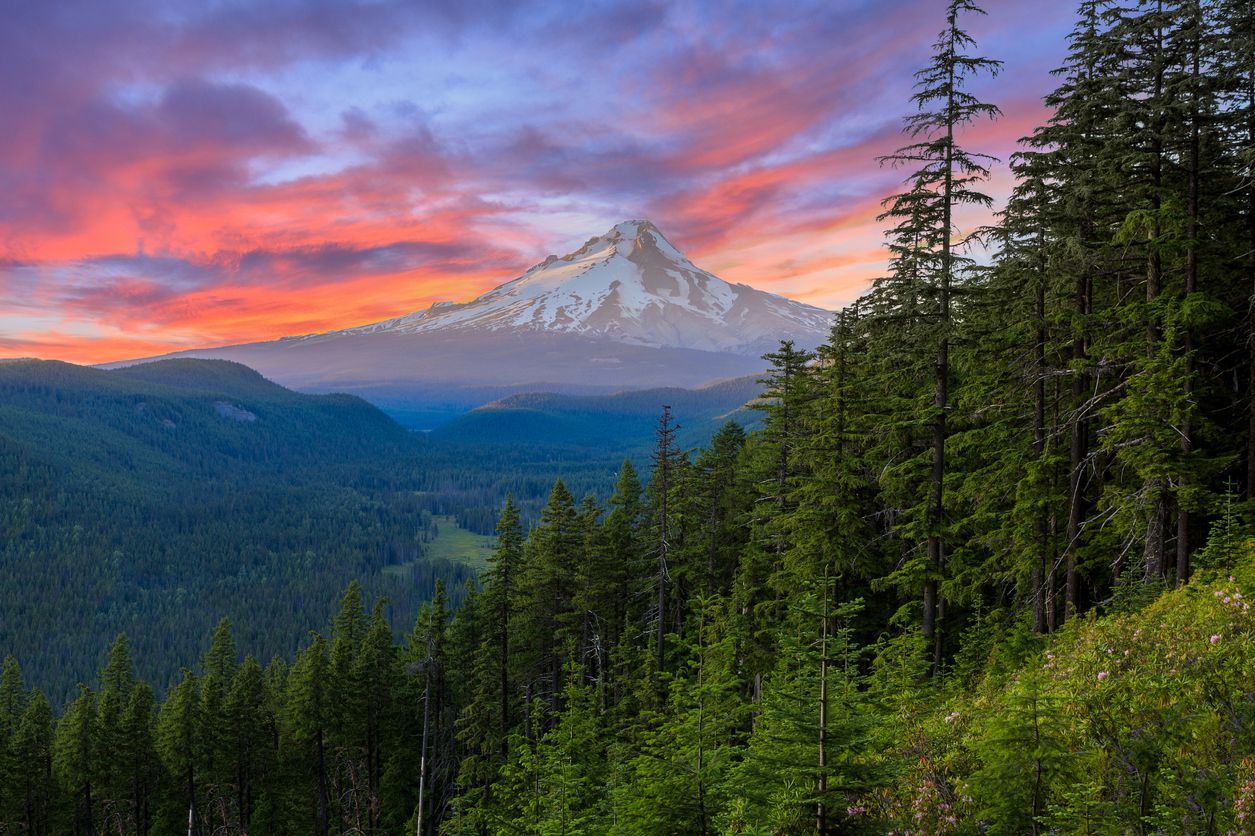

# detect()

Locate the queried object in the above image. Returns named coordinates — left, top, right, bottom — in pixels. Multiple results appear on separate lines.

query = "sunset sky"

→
left=1, top=0, right=1076, bottom=364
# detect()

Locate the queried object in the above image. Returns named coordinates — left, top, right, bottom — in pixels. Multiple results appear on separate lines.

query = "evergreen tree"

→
left=454, top=498, right=524, bottom=830
left=156, top=669, right=202, bottom=835
left=53, top=685, right=98, bottom=836
left=119, top=683, right=158, bottom=836
left=486, top=496, right=524, bottom=744
left=970, top=667, right=1067, bottom=833
left=12, top=691, right=53, bottom=835
left=604, top=460, right=647, bottom=706
left=877, top=0, right=1002, bottom=668
left=96, top=634, right=139, bottom=831
left=198, top=618, right=237, bottom=825
left=353, top=604, right=399, bottom=832
left=615, top=595, right=743, bottom=834
left=648, top=407, right=685, bottom=677
left=225, top=656, right=273, bottom=832
left=518, top=481, right=581, bottom=718
left=0, top=656, right=24, bottom=825
left=286, top=635, right=331, bottom=836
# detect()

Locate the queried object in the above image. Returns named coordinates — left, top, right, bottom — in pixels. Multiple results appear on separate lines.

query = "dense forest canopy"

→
left=0, top=359, right=635, bottom=700
left=3, top=0, right=1255, bottom=832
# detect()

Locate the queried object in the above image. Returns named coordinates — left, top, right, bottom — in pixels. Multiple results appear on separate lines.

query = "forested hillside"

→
left=2, top=0, right=1255, bottom=832
left=0, top=359, right=477, bottom=700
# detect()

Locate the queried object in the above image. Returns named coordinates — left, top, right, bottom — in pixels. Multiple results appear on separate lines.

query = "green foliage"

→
left=0, top=359, right=477, bottom=703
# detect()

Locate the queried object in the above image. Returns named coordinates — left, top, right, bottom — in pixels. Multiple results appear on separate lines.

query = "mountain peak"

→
left=606, top=218, right=661, bottom=242
left=333, top=219, right=832, bottom=355
left=533, top=218, right=678, bottom=273
left=611, top=218, right=657, bottom=235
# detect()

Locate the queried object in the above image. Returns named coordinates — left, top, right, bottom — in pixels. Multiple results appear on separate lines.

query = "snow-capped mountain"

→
left=113, top=220, right=833, bottom=428
left=302, top=220, right=831, bottom=355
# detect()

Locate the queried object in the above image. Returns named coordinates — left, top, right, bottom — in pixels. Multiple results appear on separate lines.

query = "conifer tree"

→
left=96, top=634, right=138, bottom=830
left=156, top=669, right=202, bottom=834
left=198, top=619, right=236, bottom=819
left=649, top=406, right=684, bottom=676
left=13, top=691, right=53, bottom=835
left=0, top=656, right=24, bottom=824
left=485, top=495, right=523, bottom=743
left=878, top=0, right=1002, bottom=666
left=496, top=663, right=611, bottom=832
left=1221, top=0, right=1255, bottom=499
left=731, top=597, right=874, bottom=832
left=735, top=342, right=817, bottom=707
left=353, top=603, right=398, bottom=831
left=604, top=460, right=646, bottom=704
left=328, top=582, right=369, bottom=830
left=1036, top=0, right=1128, bottom=617
left=965, top=150, right=1067, bottom=632
left=690, top=422, right=749, bottom=600
left=225, top=656, right=272, bottom=832
left=53, top=685, right=98, bottom=835
left=119, top=683, right=158, bottom=836
left=287, top=635, right=331, bottom=836
left=970, top=667, right=1067, bottom=832
left=518, top=481, right=580, bottom=716
left=454, top=498, right=524, bottom=828
left=615, top=594, right=743, bottom=834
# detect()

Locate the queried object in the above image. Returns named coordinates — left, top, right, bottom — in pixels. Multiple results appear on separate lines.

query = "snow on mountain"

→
left=305, top=220, right=832, bottom=355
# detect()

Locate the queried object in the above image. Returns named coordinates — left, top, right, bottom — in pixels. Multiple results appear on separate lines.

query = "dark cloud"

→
left=232, top=239, right=504, bottom=285
left=158, top=79, right=310, bottom=154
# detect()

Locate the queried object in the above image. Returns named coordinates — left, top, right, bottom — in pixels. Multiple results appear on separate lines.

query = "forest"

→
left=0, top=354, right=666, bottom=701
left=2, top=0, right=1255, bottom=832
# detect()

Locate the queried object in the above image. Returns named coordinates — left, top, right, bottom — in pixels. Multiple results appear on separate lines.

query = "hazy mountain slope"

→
left=431, top=375, right=763, bottom=449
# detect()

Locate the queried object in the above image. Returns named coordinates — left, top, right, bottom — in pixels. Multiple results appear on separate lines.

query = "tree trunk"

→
left=925, top=59, right=955, bottom=674
left=816, top=575, right=831, bottom=834
left=184, top=766, right=195, bottom=836
left=1178, top=17, right=1200, bottom=586
left=655, top=406, right=673, bottom=677
left=1065, top=267, right=1089, bottom=620
left=1143, top=3, right=1167, bottom=583
left=1246, top=53, right=1255, bottom=499
left=315, top=730, right=329, bottom=836
left=1032, top=262, right=1049, bottom=633
left=417, top=672, right=430, bottom=836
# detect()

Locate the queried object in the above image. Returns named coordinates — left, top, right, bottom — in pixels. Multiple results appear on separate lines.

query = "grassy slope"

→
left=858, top=547, right=1255, bottom=832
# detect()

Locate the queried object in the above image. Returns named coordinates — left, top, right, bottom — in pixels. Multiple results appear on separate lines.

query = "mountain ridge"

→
left=107, top=220, right=830, bottom=427
left=292, top=219, right=831, bottom=355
